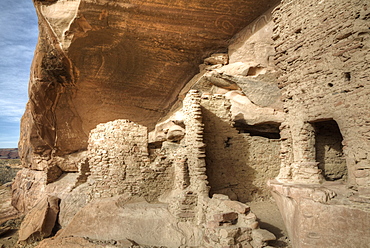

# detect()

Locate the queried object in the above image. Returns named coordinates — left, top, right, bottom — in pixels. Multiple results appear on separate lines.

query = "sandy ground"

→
left=0, top=184, right=19, bottom=225
left=249, top=199, right=292, bottom=248
left=0, top=184, right=22, bottom=248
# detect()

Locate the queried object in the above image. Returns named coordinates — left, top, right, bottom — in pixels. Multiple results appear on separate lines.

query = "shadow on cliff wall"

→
left=201, top=107, right=259, bottom=202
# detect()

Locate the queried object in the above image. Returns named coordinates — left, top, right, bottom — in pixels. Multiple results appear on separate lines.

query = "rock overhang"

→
left=24, top=0, right=279, bottom=157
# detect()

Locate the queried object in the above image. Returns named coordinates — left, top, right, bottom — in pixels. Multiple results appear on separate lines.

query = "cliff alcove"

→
left=4, top=0, right=370, bottom=247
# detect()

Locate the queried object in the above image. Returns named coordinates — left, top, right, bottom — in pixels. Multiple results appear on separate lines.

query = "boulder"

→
left=270, top=180, right=370, bottom=248
left=58, top=183, right=92, bottom=228
left=225, top=91, right=284, bottom=125
left=213, top=212, right=239, bottom=224
left=0, top=185, right=19, bottom=225
left=166, top=124, right=185, bottom=141
left=18, top=195, right=60, bottom=244
left=11, top=169, right=46, bottom=213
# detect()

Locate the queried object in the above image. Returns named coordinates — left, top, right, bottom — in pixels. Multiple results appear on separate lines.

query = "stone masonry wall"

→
left=88, top=119, right=173, bottom=200
left=182, top=90, right=209, bottom=196
left=273, top=0, right=370, bottom=192
left=168, top=90, right=209, bottom=222
left=201, top=95, right=280, bottom=202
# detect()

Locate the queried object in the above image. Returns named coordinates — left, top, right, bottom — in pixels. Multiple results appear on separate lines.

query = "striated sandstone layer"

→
left=12, top=0, right=370, bottom=247
left=20, top=0, right=279, bottom=165
left=0, top=149, right=19, bottom=159
left=13, top=3, right=289, bottom=246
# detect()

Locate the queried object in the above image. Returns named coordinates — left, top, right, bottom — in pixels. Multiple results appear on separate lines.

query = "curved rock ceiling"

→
left=22, top=0, right=279, bottom=158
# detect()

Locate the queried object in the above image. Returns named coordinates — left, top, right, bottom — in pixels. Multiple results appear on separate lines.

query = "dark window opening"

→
left=247, top=66, right=265, bottom=76
left=312, top=120, right=347, bottom=181
left=224, top=137, right=232, bottom=148
left=234, top=121, right=281, bottom=139
left=148, top=141, right=163, bottom=162
left=343, top=72, right=351, bottom=81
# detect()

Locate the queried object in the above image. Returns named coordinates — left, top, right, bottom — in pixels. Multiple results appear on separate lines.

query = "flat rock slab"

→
left=271, top=181, right=370, bottom=248
left=57, top=196, right=201, bottom=247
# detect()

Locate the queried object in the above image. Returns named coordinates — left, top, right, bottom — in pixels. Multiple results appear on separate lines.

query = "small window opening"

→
left=224, top=137, right=232, bottom=148
left=148, top=141, right=163, bottom=161
left=234, top=121, right=281, bottom=139
left=343, top=72, right=351, bottom=81
left=313, top=120, right=347, bottom=181
left=247, top=66, right=265, bottom=76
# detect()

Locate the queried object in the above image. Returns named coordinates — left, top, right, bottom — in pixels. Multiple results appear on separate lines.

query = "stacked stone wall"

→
left=88, top=120, right=173, bottom=200
left=273, top=0, right=370, bottom=191
left=201, top=95, right=280, bottom=202
left=169, top=90, right=209, bottom=222
left=182, top=90, right=208, bottom=195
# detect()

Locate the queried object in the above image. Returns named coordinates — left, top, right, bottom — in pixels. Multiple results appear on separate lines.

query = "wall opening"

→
left=234, top=121, right=281, bottom=139
left=312, top=120, right=347, bottom=181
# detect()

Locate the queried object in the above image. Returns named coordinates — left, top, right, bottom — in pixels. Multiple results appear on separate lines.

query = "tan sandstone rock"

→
left=20, top=0, right=280, bottom=163
left=56, top=196, right=202, bottom=247
left=18, top=195, right=60, bottom=244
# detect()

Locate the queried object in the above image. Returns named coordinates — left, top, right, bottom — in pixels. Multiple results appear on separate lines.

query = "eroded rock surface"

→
left=11, top=0, right=370, bottom=247
left=20, top=0, right=279, bottom=164
left=57, top=197, right=198, bottom=247
left=18, top=195, right=60, bottom=244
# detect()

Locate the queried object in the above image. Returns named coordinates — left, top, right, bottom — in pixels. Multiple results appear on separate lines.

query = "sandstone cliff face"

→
left=11, top=0, right=370, bottom=247
left=13, top=1, right=287, bottom=246
left=20, top=0, right=279, bottom=165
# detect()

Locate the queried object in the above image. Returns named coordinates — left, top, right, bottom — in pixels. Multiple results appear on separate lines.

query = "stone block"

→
left=252, top=229, right=275, bottom=242
left=207, top=220, right=221, bottom=229
left=223, top=200, right=250, bottom=214
left=236, top=229, right=252, bottom=243
left=214, top=212, right=238, bottom=224
left=249, top=221, right=259, bottom=230
left=354, top=169, right=369, bottom=178
left=219, top=227, right=240, bottom=239
left=356, top=177, right=370, bottom=186
left=212, top=193, right=231, bottom=201
left=250, top=229, right=276, bottom=248
left=178, top=212, right=195, bottom=218
left=358, top=186, right=370, bottom=197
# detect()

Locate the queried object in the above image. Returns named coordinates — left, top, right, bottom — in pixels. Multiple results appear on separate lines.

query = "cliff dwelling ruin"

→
left=2, top=0, right=369, bottom=247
